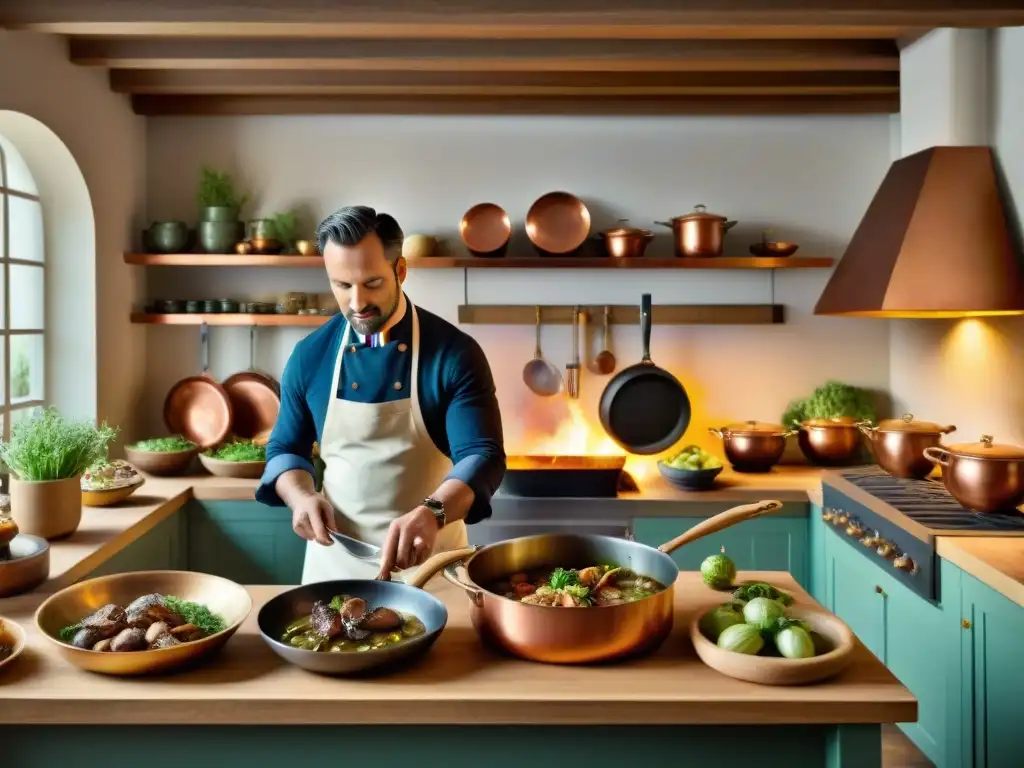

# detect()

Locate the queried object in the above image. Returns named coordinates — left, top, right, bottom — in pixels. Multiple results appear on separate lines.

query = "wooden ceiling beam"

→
left=73, top=37, right=900, bottom=72
left=130, top=93, right=901, bottom=117
left=4, top=0, right=1015, bottom=38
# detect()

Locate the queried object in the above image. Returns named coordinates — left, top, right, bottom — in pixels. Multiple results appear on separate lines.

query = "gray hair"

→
left=316, top=206, right=404, bottom=263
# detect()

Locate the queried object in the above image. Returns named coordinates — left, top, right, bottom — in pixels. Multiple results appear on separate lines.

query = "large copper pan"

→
left=460, top=202, right=511, bottom=258
left=222, top=326, right=280, bottom=442
left=443, top=500, right=782, bottom=664
left=164, top=324, right=233, bottom=450
left=525, top=191, right=591, bottom=255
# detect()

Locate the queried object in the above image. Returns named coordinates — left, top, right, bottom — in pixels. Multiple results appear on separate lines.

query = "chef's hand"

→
left=377, top=506, right=439, bottom=574
left=290, top=491, right=337, bottom=546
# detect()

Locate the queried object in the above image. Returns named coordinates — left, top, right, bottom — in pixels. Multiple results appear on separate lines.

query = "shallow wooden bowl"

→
left=690, top=607, right=855, bottom=685
left=81, top=478, right=145, bottom=507
left=0, top=615, right=27, bottom=673
left=35, top=569, right=252, bottom=676
left=198, top=454, right=266, bottom=479
left=124, top=446, right=199, bottom=476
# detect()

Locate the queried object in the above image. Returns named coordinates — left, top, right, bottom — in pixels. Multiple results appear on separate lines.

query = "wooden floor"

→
left=883, top=725, right=934, bottom=767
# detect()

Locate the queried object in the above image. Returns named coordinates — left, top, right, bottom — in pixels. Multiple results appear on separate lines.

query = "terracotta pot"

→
left=708, top=420, right=796, bottom=473
left=796, top=417, right=863, bottom=466
left=9, top=476, right=82, bottom=540
left=924, top=435, right=1024, bottom=514
left=858, top=413, right=955, bottom=479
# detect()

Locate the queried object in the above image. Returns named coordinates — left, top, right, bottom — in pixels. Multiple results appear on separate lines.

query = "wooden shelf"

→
left=124, top=252, right=832, bottom=270
left=125, top=253, right=323, bottom=267
left=131, top=313, right=330, bottom=326
left=459, top=304, right=783, bottom=325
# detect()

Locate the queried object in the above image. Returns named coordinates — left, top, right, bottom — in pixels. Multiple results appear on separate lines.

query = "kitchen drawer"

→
left=468, top=520, right=630, bottom=547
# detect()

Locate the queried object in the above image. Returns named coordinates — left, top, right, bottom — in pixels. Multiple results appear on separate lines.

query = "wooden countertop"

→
left=937, top=537, right=1024, bottom=608
left=0, top=571, right=914, bottom=726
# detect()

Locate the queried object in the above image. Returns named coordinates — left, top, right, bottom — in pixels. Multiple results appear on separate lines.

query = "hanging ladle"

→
left=522, top=305, right=563, bottom=397
left=590, top=305, right=616, bottom=375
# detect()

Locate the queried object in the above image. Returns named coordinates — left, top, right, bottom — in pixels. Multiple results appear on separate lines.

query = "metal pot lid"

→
left=945, top=434, right=1024, bottom=460
left=602, top=219, right=652, bottom=238
left=801, top=417, right=859, bottom=428
left=722, top=420, right=788, bottom=435
left=874, top=413, right=955, bottom=434
left=675, top=204, right=728, bottom=222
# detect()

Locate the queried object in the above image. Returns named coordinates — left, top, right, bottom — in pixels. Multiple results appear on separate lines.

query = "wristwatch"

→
left=422, top=497, right=446, bottom=529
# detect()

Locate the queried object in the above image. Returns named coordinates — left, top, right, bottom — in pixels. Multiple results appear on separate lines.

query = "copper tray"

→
left=221, top=370, right=280, bottom=442
left=163, top=374, right=234, bottom=449
left=525, top=191, right=591, bottom=255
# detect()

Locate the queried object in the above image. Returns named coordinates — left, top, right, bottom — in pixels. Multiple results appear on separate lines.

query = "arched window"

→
left=0, top=136, right=45, bottom=441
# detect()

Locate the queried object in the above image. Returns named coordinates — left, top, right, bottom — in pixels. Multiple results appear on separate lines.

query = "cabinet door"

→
left=84, top=511, right=186, bottom=578
left=962, top=572, right=1024, bottom=768
left=632, top=515, right=808, bottom=588
left=824, top=533, right=885, bottom=658
left=808, top=503, right=827, bottom=604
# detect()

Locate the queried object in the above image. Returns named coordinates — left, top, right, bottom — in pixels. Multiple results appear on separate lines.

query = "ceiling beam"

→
left=130, top=93, right=901, bottom=117
left=3, top=1, right=1016, bottom=38
left=72, top=38, right=900, bottom=72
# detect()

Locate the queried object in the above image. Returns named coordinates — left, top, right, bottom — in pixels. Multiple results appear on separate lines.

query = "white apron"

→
left=301, top=302, right=468, bottom=584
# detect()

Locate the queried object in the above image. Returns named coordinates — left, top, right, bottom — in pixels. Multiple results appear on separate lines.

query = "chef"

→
left=256, top=205, right=505, bottom=582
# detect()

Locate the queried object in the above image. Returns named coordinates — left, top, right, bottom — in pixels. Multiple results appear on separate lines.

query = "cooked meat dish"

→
left=281, top=595, right=426, bottom=653
left=61, top=593, right=223, bottom=652
left=488, top=565, right=667, bottom=607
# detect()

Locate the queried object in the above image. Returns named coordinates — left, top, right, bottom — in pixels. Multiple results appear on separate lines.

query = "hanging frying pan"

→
left=222, top=326, right=281, bottom=443
left=164, top=323, right=234, bottom=450
left=598, top=294, right=691, bottom=455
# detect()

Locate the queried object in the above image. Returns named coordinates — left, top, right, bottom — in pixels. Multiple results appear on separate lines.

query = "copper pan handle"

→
left=856, top=420, right=877, bottom=438
left=441, top=558, right=485, bottom=606
left=923, top=447, right=950, bottom=468
left=382, top=546, right=479, bottom=588
left=708, top=427, right=726, bottom=439
left=657, top=500, right=783, bottom=555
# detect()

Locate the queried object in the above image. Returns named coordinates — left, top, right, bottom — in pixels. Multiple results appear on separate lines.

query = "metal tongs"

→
left=566, top=305, right=581, bottom=399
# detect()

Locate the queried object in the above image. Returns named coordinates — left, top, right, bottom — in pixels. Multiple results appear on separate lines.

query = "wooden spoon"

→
left=590, top=306, right=616, bottom=375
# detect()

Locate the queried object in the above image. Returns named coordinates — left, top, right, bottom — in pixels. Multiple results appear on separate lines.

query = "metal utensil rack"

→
left=456, top=304, right=784, bottom=325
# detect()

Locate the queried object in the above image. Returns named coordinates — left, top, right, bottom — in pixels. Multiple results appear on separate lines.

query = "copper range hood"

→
left=814, top=146, right=1024, bottom=318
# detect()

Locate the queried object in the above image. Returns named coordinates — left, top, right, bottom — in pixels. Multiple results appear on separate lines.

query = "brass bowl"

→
left=250, top=237, right=284, bottom=255
left=750, top=241, right=799, bottom=258
left=0, top=616, right=27, bottom=674
left=35, top=570, right=252, bottom=676
left=82, top=478, right=145, bottom=507
left=235, top=241, right=253, bottom=255
left=295, top=239, right=319, bottom=256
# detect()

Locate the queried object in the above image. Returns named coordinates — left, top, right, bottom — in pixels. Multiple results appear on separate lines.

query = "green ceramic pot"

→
left=202, top=206, right=239, bottom=223
left=248, top=218, right=277, bottom=239
left=198, top=220, right=244, bottom=253
left=143, top=221, right=189, bottom=253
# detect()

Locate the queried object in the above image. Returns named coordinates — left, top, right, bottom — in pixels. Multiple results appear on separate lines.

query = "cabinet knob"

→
left=874, top=585, right=885, bottom=595
left=893, top=554, right=918, bottom=574
left=962, top=618, right=972, bottom=630
left=860, top=533, right=880, bottom=548
left=822, top=508, right=835, bottom=522
left=835, top=512, right=849, bottom=525
left=846, top=523, right=864, bottom=538
left=876, top=541, right=895, bottom=558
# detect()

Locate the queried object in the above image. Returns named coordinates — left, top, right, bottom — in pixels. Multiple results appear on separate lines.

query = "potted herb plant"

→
left=196, top=166, right=249, bottom=253
left=0, top=408, right=118, bottom=539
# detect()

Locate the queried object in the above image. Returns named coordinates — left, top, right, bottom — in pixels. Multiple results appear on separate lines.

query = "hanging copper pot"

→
left=655, top=204, right=737, bottom=258
left=460, top=202, right=511, bottom=258
left=525, top=191, right=591, bottom=255
left=858, top=413, right=955, bottom=479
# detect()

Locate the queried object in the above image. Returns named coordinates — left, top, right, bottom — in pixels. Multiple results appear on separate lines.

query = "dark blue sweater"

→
left=255, top=298, right=506, bottom=524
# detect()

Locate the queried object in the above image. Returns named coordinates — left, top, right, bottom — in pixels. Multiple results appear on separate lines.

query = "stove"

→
left=822, top=467, right=1024, bottom=602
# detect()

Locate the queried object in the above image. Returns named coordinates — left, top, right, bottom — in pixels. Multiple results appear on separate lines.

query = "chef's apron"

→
left=300, top=301, right=467, bottom=584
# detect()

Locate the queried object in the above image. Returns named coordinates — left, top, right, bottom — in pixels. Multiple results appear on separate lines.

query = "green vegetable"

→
left=775, top=625, right=816, bottom=659
left=664, top=444, right=722, bottom=471
left=130, top=435, right=196, bottom=453
left=328, top=595, right=350, bottom=612
left=742, top=597, right=785, bottom=631
left=160, top=596, right=226, bottom=635
left=0, top=407, right=118, bottom=482
left=782, top=380, right=876, bottom=426
left=564, top=583, right=592, bottom=605
left=548, top=567, right=579, bottom=591
left=205, top=440, right=266, bottom=462
left=733, top=581, right=794, bottom=606
left=196, top=165, right=249, bottom=211
left=59, top=623, right=82, bottom=643
left=699, top=601, right=746, bottom=642
left=700, top=547, right=736, bottom=590
left=717, top=623, right=764, bottom=655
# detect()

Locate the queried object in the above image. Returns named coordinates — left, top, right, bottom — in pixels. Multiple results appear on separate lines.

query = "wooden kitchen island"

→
left=0, top=572, right=914, bottom=768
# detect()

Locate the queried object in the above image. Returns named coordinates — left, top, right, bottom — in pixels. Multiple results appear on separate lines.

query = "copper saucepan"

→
left=460, top=202, right=512, bottom=258
left=924, top=435, right=1024, bottom=514
left=525, top=191, right=591, bottom=255
left=443, top=500, right=783, bottom=664
left=598, top=220, right=655, bottom=259
left=655, top=204, right=737, bottom=258
left=858, top=413, right=955, bottom=479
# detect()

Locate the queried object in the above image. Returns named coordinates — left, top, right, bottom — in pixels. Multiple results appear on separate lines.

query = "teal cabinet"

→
left=961, top=572, right=1024, bottom=768
left=85, top=512, right=186, bottom=578
left=632, top=513, right=809, bottom=588
left=808, top=502, right=827, bottom=604
left=822, top=531, right=886, bottom=658
left=185, top=501, right=305, bottom=584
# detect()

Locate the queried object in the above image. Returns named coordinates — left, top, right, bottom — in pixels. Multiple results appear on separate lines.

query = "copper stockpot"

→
left=599, top=221, right=654, bottom=258
left=858, top=413, right=956, bottom=479
left=709, top=420, right=797, bottom=473
left=655, top=204, right=737, bottom=258
left=442, top=500, right=783, bottom=664
left=924, top=436, right=1024, bottom=514
left=796, top=417, right=863, bottom=466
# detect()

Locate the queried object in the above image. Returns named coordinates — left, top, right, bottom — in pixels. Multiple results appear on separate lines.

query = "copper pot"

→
left=858, top=413, right=955, bottom=479
left=924, top=435, right=1024, bottom=514
left=442, top=500, right=782, bottom=664
left=709, top=420, right=796, bottom=473
left=655, top=204, right=737, bottom=258
left=599, top=221, right=654, bottom=259
left=796, top=417, right=863, bottom=466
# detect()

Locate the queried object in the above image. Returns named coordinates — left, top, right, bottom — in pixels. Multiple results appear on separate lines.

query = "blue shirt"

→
left=255, top=297, right=506, bottom=525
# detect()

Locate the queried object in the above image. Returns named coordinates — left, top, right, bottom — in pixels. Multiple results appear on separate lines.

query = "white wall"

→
left=888, top=27, right=1024, bottom=444
left=0, top=31, right=147, bottom=444
left=145, top=114, right=893, bottom=455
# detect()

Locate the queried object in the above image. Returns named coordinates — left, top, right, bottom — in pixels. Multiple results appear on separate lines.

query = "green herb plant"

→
left=782, top=380, right=876, bottom=426
left=196, top=166, right=250, bottom=212
left=272, top=210, right=298, bottom=248
left=0, top=407, right=118, bottom=482
left=205, top=440, right=266, bottom=462
left=131, top=435, right=196, bottom=453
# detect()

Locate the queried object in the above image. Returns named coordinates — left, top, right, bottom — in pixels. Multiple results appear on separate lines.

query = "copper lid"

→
left=603, top=225, right=653, bottom=238
left=676, top=204, right=728, bottom=223
left=873, top=413, right=955, bottom=434
left=722, top=420, right=789, bottom=436
left=945, top=434, right=1024, bottom=460
left=802, top=416, right=859, bottom=428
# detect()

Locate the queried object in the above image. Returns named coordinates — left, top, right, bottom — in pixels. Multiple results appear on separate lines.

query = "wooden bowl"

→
left=35, top=570, right=252, bottom=676
left=124, top=446, right=199, bottom=476
left=198, top=453, right=266, bottom=479
left=82, top=477, right=145, bottom=507
left=0, top=534, right=50, bottom=597
left=0, top=616, right=26, bottom=673
left=690, top=607, right=855, bottom=685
